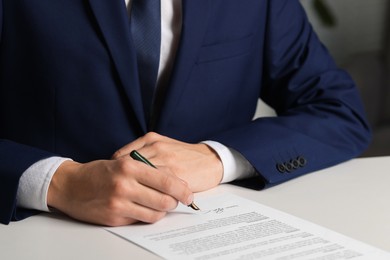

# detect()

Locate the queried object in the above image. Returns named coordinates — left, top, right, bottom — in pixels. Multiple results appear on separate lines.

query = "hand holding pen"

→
left=130, top=150, right=200, bottom=210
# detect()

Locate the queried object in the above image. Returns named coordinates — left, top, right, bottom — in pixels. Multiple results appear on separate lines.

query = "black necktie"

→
left=130, top=0, right=161, bottom=119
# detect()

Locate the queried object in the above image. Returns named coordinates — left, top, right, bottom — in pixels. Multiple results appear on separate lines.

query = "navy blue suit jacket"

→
left=0, top=0, right=371, bottom=224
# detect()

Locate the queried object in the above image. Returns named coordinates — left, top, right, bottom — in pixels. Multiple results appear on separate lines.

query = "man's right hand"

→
left=47, top=157, right=194, bottom=226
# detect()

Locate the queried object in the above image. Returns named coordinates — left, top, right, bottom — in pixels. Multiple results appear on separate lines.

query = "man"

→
left=0, top=0, right=371, bottom=225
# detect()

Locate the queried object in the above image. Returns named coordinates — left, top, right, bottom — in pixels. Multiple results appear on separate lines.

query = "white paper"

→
left=106, top=193, right=390, bottom=260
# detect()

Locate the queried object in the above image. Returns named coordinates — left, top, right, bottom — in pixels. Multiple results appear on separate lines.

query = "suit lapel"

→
left=87, top=0, right=147, bottom=132
left=156, top=0, right=212, bottom=132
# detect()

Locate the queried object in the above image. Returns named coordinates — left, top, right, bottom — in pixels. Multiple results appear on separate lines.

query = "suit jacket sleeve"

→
left=0, top=140, right=55, bottom=224
left=0, top=2, right=35, bottom=224
left=210, top=0, right=371, bottom=189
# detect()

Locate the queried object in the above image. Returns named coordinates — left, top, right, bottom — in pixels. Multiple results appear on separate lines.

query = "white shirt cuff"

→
left=202, top=141, right=256, bottom=183
left=16, top=157, right=72, bottom=212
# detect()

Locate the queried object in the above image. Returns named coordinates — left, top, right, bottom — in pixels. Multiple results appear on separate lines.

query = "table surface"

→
left=1, top=156, right=389, bottom=259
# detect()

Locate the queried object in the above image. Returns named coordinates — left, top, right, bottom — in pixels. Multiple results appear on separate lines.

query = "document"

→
left=106, top=193, right=390, bottom=260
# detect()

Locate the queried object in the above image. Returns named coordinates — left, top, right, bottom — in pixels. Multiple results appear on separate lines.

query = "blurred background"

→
left=301, top=0, right=390, bottom=157
left=256, top=0, right=390, bottom=157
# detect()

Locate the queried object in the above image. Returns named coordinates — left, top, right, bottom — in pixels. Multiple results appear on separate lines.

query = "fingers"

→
left=129, top=159, right=194, bottom=206
left=111, top=132, right=153, bottom=158
left=103, top=165, right=189, bottom=225
left=101, top=198, right=168, bottom=226
left=48, top=158, right=193, bottom=227
left=112, top=132, right=179, bottom=159
left=71, top=197, right=168, bottom=227
left=107, top=158, right=193, bottom=223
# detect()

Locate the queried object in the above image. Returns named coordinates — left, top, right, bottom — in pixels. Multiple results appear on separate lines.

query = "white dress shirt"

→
left=16, top=0, right=255, bottom=212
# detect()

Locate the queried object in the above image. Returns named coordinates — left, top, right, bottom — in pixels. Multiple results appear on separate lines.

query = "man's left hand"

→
left=112, top=132, right=223, bottom=192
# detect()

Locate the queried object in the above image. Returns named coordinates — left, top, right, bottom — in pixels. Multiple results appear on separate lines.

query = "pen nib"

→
left=188, top=202, right=200, bottom=211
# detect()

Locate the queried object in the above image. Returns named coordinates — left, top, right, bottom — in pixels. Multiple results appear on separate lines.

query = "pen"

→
left=129, top=150, right=200, bottom=211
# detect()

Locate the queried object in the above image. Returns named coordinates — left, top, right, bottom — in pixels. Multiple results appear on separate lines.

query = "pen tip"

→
left=189, top=202, right=200, bottom=211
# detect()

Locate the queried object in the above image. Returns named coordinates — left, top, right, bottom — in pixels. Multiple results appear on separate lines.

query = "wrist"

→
left=198, top=143, right=223, bottom=184
left=202, top=140, right=256, bottom=183
left=47, top=160, right=81, bottom=211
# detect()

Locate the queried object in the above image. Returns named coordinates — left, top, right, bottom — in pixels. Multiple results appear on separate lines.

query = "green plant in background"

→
left=313, top=0, right=336, bottom=27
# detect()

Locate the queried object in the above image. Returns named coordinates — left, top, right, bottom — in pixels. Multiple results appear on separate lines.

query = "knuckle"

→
left=116, top=158, right=130, bottom=171
left=160, top=174, right=175, bottom=192
left=105, top=198, right=123, bottom=216
left=145, top=132, right=159, bottom=141
left=104, top=216, right=135, bottom=227
left=159, top=195, right=177, bottom=211
left=144, top=211, right=165, bottom=224
left=150, top=141, right=165, bottom=152
left=111, top=150, right=121, bottom=159
left=110, top=179, right=138, bottom=204
left=115, top=158, right=137, bottom=177
left=110, top=178, right=128, bottom=197
left=103, top=216, right=122, bottom=227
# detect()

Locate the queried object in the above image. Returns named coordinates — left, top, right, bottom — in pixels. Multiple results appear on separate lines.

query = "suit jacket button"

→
left=276, top=163, right=286, bottom=173
left=291, top=159, right=300, bottom=169
left=285, top=162, right=294, bottom=172
left=297, top=156, right=307, bottom=167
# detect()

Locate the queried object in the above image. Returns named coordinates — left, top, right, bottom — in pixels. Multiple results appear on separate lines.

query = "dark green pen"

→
left=130, top=150, right=200, bottom=211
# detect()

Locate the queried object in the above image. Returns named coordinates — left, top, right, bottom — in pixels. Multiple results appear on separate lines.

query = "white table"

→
left=1, top=156, right=389, bottom=259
